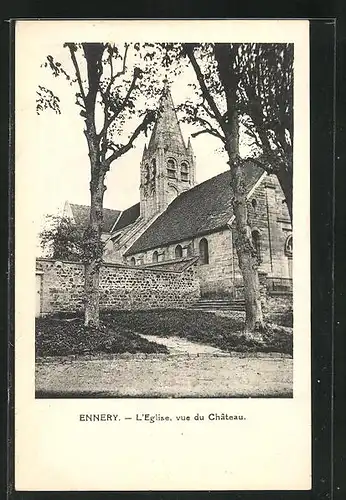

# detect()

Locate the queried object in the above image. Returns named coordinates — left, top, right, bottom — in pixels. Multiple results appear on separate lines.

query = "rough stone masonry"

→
left=36, top=258, right=201, bottom=315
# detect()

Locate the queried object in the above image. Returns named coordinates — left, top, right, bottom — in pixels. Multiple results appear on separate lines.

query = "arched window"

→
left=167, top=158, right=177, bottom=179
left=151, top=158, right=157, bottom=180
left=199, top=238, right=209, bottom=265
left=285, top=235, right=293, bottom=278
left=143, top=163, right=150, bottom=185
left=130, top=257, right=136, bottom=266
left=152, top=251, right=158, bottom=263
left=181, top=161, right=189, bottom=182
left=252, top=230, right=262, bottom=263
left=285, top=234, right=293, bottom=257
left=251, top=198, right=257, bottom=211
left=175, top=244, right=183, bottom=259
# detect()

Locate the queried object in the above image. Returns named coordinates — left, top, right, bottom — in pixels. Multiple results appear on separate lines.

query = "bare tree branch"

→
left=104, top=110, right=156, bottom=169
left=113, top=43, right=129, bottom=79
left=64, top=43, right=87, bottom=106
left=183, top=44, right=226, bottom=134
left=191, top=128, right=222, bottom=140
left=193, top=115, right=225, bottom=142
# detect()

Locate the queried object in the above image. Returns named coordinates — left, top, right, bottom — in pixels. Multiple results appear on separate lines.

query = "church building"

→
left=64, top=85, right=292, bottom=298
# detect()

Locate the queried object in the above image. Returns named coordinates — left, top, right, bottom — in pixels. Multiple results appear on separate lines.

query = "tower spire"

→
left=147, top=82, right=187, bottom=155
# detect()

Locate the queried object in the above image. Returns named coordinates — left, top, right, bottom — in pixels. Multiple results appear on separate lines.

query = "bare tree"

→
left=173, top=43, right=264, bottom=333
left=37, top=42, right=162, bottom=327
left=160, top=42, right=293, bottom=332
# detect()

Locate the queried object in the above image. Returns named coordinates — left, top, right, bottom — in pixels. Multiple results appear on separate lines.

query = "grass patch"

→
left=35, top=317, right=168, bottom=358
left=103, top=309, right=293, bottom=355
left=36, top=309, right=293, bottom=357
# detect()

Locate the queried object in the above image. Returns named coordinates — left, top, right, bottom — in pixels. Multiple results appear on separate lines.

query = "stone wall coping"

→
left=36, top=257, right=194, bottom=275
left=268, top=290, right=293, bottom=297
left=36, top=257, right=83, bottom=266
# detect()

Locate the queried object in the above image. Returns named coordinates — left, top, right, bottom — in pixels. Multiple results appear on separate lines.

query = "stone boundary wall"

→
left=36, top=258, right=200, bottom=314
left=234, top=272, right=293, bottom=314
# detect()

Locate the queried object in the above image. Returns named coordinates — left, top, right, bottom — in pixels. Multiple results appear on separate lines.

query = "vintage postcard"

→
left=14, top=19, right=310, bottom=491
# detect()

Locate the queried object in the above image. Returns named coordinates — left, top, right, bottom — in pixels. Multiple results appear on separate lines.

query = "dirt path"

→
left=138, top=333, right=227, bottom=355
left=36, top=352, right=293, bottom=398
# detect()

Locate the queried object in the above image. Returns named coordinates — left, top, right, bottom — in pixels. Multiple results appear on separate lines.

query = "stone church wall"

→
left=195, top=231, right=235, bottom=297
left=232, top=174, right=292, bottom=280
left=36, top=258, right=200, bottom=315
left=124, top=174, right=292, bottom=299
left=126, top=230, right=235, bottom=297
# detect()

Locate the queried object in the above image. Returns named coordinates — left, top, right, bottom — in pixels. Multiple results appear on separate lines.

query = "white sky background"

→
left=35, top=42, right=253, bottom=242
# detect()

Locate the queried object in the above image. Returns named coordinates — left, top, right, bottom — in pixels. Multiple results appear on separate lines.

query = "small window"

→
left=152, top=251, right=158, bottom=263
left=181, top=161, right=189, bottom=182
left=130, top=257, right=136, bottom=266
left=175, top=244, right=183, bottom=259
left=251, top=230, right=262, bottom=263
left=251, top=198, right=257, bottom=211
left=199, top=238, right=209, bottom=265
left=167, top=158, right=176, bottom=179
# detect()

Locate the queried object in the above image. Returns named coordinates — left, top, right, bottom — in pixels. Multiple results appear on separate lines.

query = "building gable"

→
left=66, top=203, right=121, bottom=233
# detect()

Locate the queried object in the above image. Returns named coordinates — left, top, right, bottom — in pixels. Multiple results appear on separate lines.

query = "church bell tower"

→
left=140, top=83, right=196, bottom=220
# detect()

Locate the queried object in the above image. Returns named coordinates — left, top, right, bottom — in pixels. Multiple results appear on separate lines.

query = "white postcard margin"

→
left=14, top=19, right=311, bottom=491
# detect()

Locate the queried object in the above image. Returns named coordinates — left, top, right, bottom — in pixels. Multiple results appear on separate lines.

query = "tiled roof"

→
left=124, top=161, right=264, bottom=256
left=69, top=204, right=121, bottom=233
left=112, top=202, right=140, bottom=232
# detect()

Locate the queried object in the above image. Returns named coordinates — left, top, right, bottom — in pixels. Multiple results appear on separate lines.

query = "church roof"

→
left=147, top=85, right=188, bottom=155
left=111, top=202, right=140, bottom=232
left=69, top=204, right=121, bottom=233
left=124, top=161, right=264, bottom=256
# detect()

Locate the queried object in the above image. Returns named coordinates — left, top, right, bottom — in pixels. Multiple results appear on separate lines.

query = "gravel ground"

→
left=36, top=351, right=293, bottom=398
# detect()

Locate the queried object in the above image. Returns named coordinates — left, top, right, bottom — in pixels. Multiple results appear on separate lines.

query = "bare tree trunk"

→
left=185, top=43, right=264, bottom=334
left=237, top=250, right=263, bottom=332
left=83, top=170, right=105, bottom=328
left=84, top=260, right=100, bottom=327
left=227, top=113, right=264, bottom=334
left=230, top=158, right=264, bottom=333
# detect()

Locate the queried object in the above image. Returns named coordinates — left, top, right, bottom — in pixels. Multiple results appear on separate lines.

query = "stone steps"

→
left=190, top=298, right=245, bottom=312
